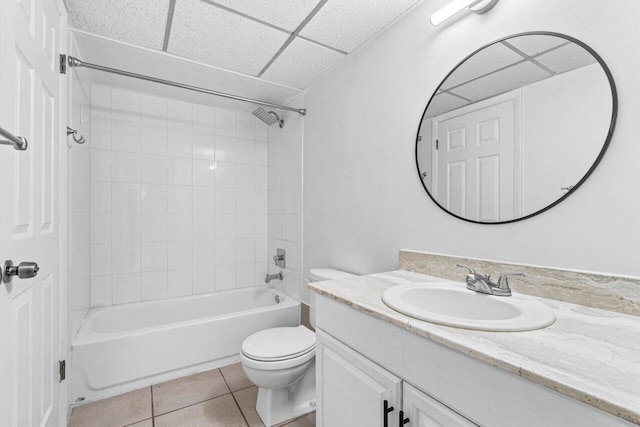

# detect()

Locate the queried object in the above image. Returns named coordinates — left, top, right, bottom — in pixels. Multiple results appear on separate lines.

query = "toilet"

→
left=240, top=268, right=356, bottom=426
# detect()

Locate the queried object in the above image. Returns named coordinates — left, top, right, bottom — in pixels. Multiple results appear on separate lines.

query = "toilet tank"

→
left=308, top=268, right=356, bottom=329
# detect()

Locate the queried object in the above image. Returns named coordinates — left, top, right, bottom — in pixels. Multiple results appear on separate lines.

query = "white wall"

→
left=88, top=85, right=269, bottom=306
left=267, top=96, right=304, bottom=301
left=303, top=0, right=640, bottom=287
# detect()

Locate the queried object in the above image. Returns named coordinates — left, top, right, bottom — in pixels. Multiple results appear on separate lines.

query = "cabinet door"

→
left=403, top=383, right=477, bottom=427
left=317, top=329, right=402, bottom=427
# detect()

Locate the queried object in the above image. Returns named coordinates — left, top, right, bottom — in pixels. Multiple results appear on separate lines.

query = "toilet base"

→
left=254, top=361, right=316, bottom=426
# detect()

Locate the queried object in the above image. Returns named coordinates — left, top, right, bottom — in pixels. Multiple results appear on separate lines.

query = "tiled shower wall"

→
left=68, top=40, right=92, bottom=335
left=89, top=85, right=269, bottom=306
left=267, top=100, right=304, bottom=302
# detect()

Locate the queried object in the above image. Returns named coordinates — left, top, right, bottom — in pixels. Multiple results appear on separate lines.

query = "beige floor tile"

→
left=154, top=394, right=247, bottom=427
left=153, top=369, right=230, bottom=416
left=220, top=362, right=254, bottom=392
left=279, top=412, right=316, bottom=427
left=233, top=386, right=264, bottom=427
left=126, top=420, right=153, bottom=427
left=69, top=387, right=152, bottom=427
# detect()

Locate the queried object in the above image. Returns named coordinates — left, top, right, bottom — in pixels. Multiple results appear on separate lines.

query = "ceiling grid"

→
left=67, top=0, right=424, bottom=89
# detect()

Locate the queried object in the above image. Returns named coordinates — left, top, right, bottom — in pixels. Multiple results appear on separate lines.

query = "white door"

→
left=316, top=330, right=402, bottom=427
left=0, top=0, right=66, bottom=425
left=402, top=383, right=477, bottom=427
left=434, top=100, right=516, bottom=222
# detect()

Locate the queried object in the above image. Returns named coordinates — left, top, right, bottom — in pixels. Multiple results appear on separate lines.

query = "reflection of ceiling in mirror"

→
left=425, top=35, right=597, bottom=119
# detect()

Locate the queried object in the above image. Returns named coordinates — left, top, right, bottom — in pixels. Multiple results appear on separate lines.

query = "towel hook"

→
left=66, top=126, right=86, bottom=144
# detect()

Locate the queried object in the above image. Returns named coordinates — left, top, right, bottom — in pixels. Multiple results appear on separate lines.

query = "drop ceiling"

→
left=66, top=0, right=423, bottom=90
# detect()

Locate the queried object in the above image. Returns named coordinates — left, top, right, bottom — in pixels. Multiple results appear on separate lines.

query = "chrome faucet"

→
left=456, top=264, right=524, bottom=297
left=265, top=271, right=283, bottom=284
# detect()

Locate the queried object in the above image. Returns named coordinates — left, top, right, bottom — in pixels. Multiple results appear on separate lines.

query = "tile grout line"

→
left=230, top=392, right=251, bottom=427
left=150, top=385, right=155, bottom=427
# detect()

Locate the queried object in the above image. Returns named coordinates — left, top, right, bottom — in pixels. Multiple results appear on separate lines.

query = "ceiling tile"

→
left=505, top=34, right=567, bottom=57
left=67, top=0, right=170, bottom=50
left=168, top=0, right=290, bottom=76
left=299, top=0, right=421, bottom=53
left=535, top=42, right=597, bottom=74
left=440, top=43, right=524, bottom=90
left=424, top=93, right=471, bottom=118
left=261, top=37, right=345, bottom=89
left=209, top=0, right=320, bottom=31
left=451, top=61, right=551, bottom=102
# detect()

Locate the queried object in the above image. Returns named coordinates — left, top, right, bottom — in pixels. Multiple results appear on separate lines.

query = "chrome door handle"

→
left=3, top=260, right=39, bottom=284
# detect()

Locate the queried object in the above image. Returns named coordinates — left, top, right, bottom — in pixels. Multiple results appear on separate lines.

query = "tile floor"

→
left=68, top=362, right=316, bottom=427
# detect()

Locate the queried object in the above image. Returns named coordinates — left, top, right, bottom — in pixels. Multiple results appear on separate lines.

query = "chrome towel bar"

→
left=0, top=125, right=28, bottom=151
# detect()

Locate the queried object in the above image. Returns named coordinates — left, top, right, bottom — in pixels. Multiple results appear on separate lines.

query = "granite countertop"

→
left=308, top=270, right=640, bottom=425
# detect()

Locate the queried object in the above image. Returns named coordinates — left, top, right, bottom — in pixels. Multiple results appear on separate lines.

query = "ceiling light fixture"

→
left=430, top=0, right=499, bottom=26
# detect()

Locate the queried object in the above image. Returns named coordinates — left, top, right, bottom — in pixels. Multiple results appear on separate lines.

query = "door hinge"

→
left=417, top=135, right=422, bottom=142
left=59, top=54, right=67, bottom=74
left=59, top=360, right=66, bottom=382
left=436, top=139, right=439, bottom=150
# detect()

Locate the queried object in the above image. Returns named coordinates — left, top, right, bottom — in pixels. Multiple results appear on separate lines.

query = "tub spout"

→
left=265, top=272, right=283, bottom=283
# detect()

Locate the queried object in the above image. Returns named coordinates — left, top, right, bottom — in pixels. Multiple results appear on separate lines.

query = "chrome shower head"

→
left=252, top=107, right=284, bottom=128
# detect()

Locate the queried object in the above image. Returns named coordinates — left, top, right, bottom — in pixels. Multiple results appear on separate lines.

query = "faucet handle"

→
left=497, top=273, right=525, bottom=290
left=456, top=264, right=477, bottom=274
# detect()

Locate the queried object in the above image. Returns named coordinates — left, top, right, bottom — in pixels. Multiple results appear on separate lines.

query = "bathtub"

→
left=71, top=286, right=299, bottom=402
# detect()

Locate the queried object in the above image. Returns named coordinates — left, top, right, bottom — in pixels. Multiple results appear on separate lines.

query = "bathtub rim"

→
left=73, top=285, right=297, bottom=345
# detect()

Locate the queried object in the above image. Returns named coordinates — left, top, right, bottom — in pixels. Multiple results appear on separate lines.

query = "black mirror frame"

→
left=414, top=31, right=618, bottom=225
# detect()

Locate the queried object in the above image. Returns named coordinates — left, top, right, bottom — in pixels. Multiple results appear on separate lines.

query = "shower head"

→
left=252, top=107, right=284, bottom=128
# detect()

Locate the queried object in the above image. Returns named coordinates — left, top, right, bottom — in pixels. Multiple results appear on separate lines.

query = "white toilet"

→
left=240, top=268, right=356, bottom=426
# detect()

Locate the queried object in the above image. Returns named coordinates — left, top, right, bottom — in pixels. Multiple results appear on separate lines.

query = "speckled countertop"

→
left=308, top=270, right=640, bottom=425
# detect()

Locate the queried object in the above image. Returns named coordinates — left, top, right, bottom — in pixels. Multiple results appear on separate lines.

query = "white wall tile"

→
left=111, top=151, right=141, bottom=182
left=88, top=85, right=273, bottom=308
left=111, top=183, right=141, bottom=213
left=215, top=214, right=236, bottom=239
left=112, top=273, right=141, bottom=305
left=193, top=213, right=216, bottom=241
left=140, top=154, right=168, bottom=184
left=141, top=184, right=168, bottom=213
left=193, top=159, right=216, bottom=187
left=112, top=213, right=141, bottom=243
left=168, top=268, right=193, bottom=297
left=192, top=267, right=216, bottom=294
left=168, top=157, right=193, bottom=185
left=168, top=185, right=193, bottom=213
left=215, top=264, right=236, bottom=291
left=112, top=243, right=141, bottom=274
left=193, top=187, right=215, bottom=213
left=141, top=213, right=168, bottom=242
left=168, top=213, right=193, bottom=241
left=141, top=242, right=168, bottom=272
left=141, top=270, right=168, bottom=301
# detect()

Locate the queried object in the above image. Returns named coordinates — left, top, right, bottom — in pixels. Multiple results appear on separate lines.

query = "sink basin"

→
left=381, top=282, right=555, bottom=331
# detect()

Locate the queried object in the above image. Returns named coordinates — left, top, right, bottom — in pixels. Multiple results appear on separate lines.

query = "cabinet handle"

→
left=383, top=400, right=394, bottom=427
left=399, top=410, right=410, bottom=425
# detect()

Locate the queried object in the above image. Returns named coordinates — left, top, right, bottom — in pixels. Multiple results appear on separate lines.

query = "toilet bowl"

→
left=240, top=268, right=356, bottom=426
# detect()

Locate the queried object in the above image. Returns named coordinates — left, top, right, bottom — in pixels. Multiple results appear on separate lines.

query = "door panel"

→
left=0, top=0, right=65, bottom=425
left=403, top=383, right=477, bottom=427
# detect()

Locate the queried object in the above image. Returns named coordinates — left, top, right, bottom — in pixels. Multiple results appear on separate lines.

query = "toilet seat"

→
left=241, top=325, right=316, bottom=370
left=242, top=325, right=315, bottom=361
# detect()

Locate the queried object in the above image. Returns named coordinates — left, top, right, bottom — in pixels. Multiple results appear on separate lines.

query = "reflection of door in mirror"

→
left=431, top=95, right=520, bottom=222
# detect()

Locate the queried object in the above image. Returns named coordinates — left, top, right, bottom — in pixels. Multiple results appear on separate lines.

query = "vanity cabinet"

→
left=317, top=330, right=476, bottom=427
left=313, top=293, right=633, bottom=427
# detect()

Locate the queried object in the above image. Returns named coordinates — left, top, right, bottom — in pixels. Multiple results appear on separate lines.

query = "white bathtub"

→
left=71, top=286, right=299, bottom=402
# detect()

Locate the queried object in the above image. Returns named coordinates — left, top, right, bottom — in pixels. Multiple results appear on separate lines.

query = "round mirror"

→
left=415, top=32, right=617, bottom=224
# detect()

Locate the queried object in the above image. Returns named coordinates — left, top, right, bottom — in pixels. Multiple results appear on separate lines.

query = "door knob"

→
left=3, top=260, right=39, bottom=283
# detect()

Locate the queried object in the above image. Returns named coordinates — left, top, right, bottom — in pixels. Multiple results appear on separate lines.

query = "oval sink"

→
left=382, top=282, right=555, bottom=331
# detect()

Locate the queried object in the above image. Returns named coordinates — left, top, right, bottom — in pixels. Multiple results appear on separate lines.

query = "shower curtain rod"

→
left=66, top=56, right=307, bottom=116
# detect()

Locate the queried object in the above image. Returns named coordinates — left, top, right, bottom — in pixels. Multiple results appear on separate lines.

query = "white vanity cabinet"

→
left=313, top=293, right=634, bottom=427
left=317, top=330, right=476, bottom=427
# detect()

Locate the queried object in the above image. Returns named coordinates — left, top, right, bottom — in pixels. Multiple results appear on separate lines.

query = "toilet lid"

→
left=242, top=326, right=316, bottom=361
